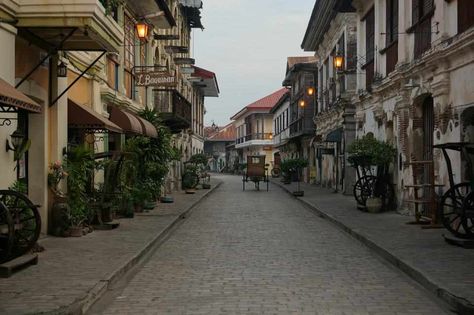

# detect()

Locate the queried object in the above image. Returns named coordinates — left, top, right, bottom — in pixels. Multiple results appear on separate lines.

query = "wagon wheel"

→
left=460, top=191, right=474, bottom=239
left=0, top=201, right=14, bottom=263
left=439, top=183, right=472, bottom=239
left=0, top=190, right=41, bottom=258
left=353, top=175, right=377, bottom=206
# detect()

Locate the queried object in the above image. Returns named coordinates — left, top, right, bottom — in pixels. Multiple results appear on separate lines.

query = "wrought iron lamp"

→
left=306, top=86, right=315, bottom=96
left=57, top=62, right=68, bottom=78
left=136, top=22, right=150, bottom=40
left=6, top=129, right=24, bottom=152
left=299, top=99, right=306, bottom=108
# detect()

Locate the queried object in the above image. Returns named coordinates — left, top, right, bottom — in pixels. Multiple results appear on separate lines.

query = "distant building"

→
left=204, top=123, right=236, bottom=172
left=231, top=88, right=288, bottom=172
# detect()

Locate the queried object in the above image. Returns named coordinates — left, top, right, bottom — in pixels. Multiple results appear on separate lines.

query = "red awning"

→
left=109, top=107, right=143, bottom=135
left=0, top=78, right=41, bottom=113
left=68, top=100, right=122, bottom=133
left=136, top=116, right=158, bottom=138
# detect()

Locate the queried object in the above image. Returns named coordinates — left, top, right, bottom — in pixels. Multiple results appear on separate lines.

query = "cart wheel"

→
left=0, top=201, right=14, bottom=263
left=461, top=191, right=474, bottom=239
left=440, top=183, right=472, bottom=239
left=0, top=190, right=41, bottom=258
left=353, top=175, right=377, bottom=206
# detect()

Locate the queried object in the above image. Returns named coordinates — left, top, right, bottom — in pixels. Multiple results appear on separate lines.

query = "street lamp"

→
left=136, top=22, right=150, bottom=41
left=299, top=99, right=306, bottom=108
left=334, top=53, right=344, bottom=72
left=6, top=129, right=24, bottom=152
left=306, top=86, right=315, bottom=96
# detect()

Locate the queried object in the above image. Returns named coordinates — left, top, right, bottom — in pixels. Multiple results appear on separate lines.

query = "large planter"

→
left=67, top=226, right=83, bottom=237
left=366, top=197, right=382, bottom=213
left=50, top=196, right=70, bottom=237
left=144, top=201, right=157, bottom=210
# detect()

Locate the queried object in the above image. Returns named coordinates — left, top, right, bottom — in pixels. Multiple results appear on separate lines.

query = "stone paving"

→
left=99, top=175, right=450, bottom=315
left=0, top=179, right=220, bottom=315
left=272, top=178, right=474, bottom=314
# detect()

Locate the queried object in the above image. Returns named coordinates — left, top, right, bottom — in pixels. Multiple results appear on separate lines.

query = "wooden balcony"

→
left=154, top=90, right=192, bottom=133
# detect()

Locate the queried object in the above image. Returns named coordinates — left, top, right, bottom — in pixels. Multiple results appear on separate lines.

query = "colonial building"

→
left=302, top=0, right=358, bottom=193
left=231, top=88, right=288, bottom=171
left=282, top=56, right=318, bottom=183
left=0, top=0, right=217, bottom=234
left=350, top=0, right=474, bottom=214
left=270, top=90, right=290, bottom=170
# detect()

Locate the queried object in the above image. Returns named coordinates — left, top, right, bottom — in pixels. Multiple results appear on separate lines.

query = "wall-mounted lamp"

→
left=6, top=129, right=24, bottom=152
left=136, top=22, right=150, bottom=41
left=57, top=62, right=68, bottom=78
left=306, top=86, right=315, bottom=96
left=334, top=53, right=344, bottom=71
left=299, top=99, right=306, bottom=108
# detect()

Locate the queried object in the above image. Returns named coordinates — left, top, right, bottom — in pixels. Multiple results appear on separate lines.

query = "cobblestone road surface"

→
left=97, top=175, right=450, bottom=315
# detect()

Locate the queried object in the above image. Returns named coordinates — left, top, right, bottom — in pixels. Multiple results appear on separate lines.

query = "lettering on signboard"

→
left=135, top=71, right=177, bottom=87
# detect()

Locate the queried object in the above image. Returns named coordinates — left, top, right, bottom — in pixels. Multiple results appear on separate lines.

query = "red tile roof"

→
left=231, top=88, right=289, bottom=120
left=247, top=87, right=289, bottom=109
left=206, top=123, right=236, bottom=141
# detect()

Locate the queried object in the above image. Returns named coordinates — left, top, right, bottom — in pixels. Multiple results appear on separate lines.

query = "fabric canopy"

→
left=0, top=78, right=41, bottom=113
left=68, top=100, right=122, bottom=133
left=109, top=107, right=157, bottom=138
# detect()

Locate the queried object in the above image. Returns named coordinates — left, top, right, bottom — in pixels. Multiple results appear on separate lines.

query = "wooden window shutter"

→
left=412, top=0, right=420, bottom=24
left=365, top=8, right=375, bottom=62
left=458, top=0, right=474, bottom=34
left=393, top=0, right=399, bottom=40
left=422, top=0, right=434, bottom=16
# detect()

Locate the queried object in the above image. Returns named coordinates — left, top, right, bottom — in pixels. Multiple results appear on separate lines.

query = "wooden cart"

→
left=242, top=155, right=269, bottom=191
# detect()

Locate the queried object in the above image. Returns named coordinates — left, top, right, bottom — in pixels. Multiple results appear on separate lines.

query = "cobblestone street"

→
left=95, top=175, right=450, bottom=315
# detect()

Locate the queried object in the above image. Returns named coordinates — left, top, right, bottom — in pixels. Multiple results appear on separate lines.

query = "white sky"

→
left=192, top=0, right=315, bottom=126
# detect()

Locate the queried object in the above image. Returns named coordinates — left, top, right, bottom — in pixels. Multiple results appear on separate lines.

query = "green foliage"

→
left=65, top=145, right=95, bottom=227
left=347, top=134, right=396, bottom=167
left=14, top=139, right=31, bottom=162
left=189, top=153, right=208, bottom=166
left=280, top=158, right=309, bottom=174
left=9, top=180, right=27, bottom=194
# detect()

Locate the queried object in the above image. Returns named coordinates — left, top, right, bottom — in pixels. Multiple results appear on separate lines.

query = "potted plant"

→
left=280, top=160, right=292, bottom=184
left=182, top=164, right=199, bottom=194
left=64, top=145, right=95, bottom=236
left=289, top=158, right=309, bottom=196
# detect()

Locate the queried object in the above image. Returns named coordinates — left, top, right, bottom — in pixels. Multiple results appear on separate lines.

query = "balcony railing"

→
left=154, top=90, right=192, bottom=133
left=236, top=133, right=273, bottom=144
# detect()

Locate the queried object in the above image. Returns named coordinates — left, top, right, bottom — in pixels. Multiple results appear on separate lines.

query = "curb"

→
left=271, top=180, right=474, bottom=315
left=37, top=181, right=222, bottom=315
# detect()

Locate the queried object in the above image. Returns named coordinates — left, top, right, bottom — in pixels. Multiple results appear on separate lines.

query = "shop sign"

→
left=135, top=71, right=177, bottom=87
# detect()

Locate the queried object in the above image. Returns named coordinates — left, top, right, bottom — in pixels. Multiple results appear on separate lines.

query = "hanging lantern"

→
left=333, top=54, right=344, bottom=71
left=136, top=22, right=149, bottom=40
left=306, top=86, right=315, bottom=96
left=57, top=62, right=68, bottom=78
left=299, top=99, right=306, bottom=108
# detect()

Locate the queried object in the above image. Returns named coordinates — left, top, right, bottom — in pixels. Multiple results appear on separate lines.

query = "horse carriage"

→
left=242, top=155, right=269, bottom=191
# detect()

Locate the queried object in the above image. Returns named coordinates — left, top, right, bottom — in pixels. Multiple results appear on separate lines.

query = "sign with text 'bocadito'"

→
left=135, top=71, right=177, bottom=87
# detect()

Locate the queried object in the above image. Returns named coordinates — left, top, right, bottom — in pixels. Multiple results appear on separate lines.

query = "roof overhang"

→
left=0, top=77, right=41, bottom=113
left=301, top=0, right=355, bottom=51
left=190, top=66, right=219, bottom=97
left=179, top=0, right=204, bottom=29
left=68, top=99, right=122, bottom=133
left=282, top=62, right=318, bottom=86
left=126, top=0, right=176, bottom=29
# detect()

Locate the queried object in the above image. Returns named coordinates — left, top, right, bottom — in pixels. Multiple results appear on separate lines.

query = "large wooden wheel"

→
left=440, top=183, right=472, bottom=239
left=461, top=192, right=474, bottom=238
left=0, top=190, right=41, bottom=259
left=353, top=175, right=377, bottom=206
left=0, top=201, right=14, bottom=263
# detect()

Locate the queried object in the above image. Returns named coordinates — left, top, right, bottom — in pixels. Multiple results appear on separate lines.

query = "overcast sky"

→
left=193, top=0, right=315, bottom=126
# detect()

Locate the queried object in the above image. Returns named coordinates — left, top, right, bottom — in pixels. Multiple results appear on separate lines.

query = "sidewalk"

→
left=0, top=179, right=222, bottom=315
left=271, top=178, right=474, bottom=314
